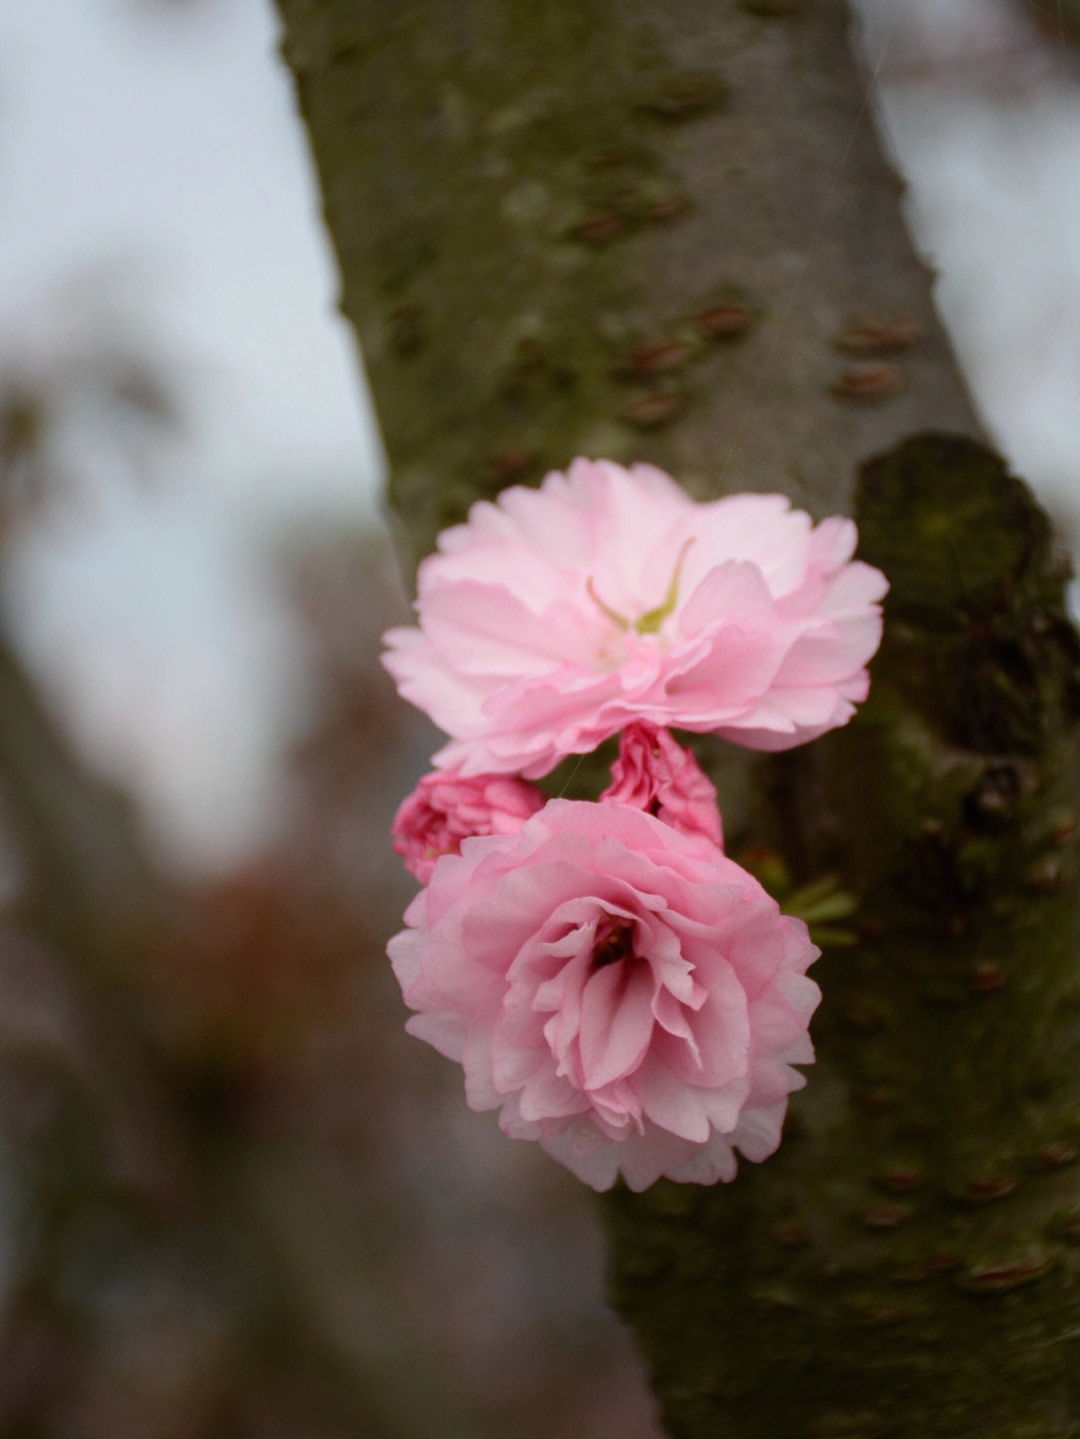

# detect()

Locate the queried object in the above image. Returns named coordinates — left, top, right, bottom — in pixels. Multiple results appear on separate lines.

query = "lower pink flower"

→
left=392, top=769, right=546, bottom=882
left=601, top=721, right=723, bottom=847
left=387, top=799, right=820, bottom=1191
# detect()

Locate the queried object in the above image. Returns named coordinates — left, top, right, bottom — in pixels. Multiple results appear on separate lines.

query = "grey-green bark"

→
left=276, top=0, right=978, bottom=565
left=273, top=2, right=1080, bottom=1435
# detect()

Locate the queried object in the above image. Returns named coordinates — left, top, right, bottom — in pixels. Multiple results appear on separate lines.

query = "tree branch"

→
left=276, top=0, right=979, bottom=563
left=274, top=2, right=1080, bottom=1434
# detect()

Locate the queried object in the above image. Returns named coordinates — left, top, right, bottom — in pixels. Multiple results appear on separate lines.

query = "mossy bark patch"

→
left=603, top=436, right=1080, bottom=1438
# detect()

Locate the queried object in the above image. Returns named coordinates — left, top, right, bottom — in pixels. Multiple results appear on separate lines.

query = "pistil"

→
left=591, top=920, right=636, bottom=970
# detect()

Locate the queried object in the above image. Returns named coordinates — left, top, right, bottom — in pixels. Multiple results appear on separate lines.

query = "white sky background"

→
left=853, top=0, right=1080, bottom=543
left=1, top=0, right=1078, bottom=875
left=0, top=0, right=384, bottom=874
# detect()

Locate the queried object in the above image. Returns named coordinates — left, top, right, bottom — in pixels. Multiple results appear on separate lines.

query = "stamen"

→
left=592, top=921, right=636, bottom=969
left=635, top=537, right=694, bottom=635
left=586, top=537, right=695, bottom=637
left=586, top=575, right=630, bottom=630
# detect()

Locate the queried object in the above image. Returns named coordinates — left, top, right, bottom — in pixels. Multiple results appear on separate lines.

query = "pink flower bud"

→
left=601, top=720, right=723, bottom=847
left=392, top=768, right=546, bottom=882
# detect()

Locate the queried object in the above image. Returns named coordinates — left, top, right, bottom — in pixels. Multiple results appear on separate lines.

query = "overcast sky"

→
left=1, top=0, right=383, bottom=873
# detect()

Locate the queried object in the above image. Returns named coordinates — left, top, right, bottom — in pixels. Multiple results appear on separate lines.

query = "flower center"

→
left=586, top=538, right=694, bottom=636
left=591, top=920, right=636, bottom=970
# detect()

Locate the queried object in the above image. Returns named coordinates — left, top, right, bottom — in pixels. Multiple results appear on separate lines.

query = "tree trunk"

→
left=273, top=2, right=1080, bottom=1434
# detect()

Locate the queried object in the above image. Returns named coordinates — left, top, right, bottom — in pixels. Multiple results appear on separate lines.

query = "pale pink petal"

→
left=727, top=1103, right=787, bottom=1163
left=579, top=962, right=655, bottom=1091
left=635, top=1060, right=712, bottom=1143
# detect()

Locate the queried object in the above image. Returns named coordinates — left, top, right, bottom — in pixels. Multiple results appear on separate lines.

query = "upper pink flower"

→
left=392, top=768, right=546, bottom=882
left=601, top=720, right=723, bottom=848
left=383, top=458, right=888, bottom=778
left=387, top=798, right=820, bottom=1192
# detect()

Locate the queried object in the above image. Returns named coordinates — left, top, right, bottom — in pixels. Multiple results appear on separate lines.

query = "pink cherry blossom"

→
left=387, top=799, right=820, bottom=1191
left=383, top=458, right=888, bottom=778
left=601, top=720, right=723, bottom=848
left=392, top=769, right=546, bottom=882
